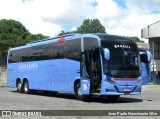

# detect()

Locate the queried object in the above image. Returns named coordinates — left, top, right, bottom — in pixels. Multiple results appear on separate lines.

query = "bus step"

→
left=92, top=88, right=101, bottom=93
left=97, top=88, right=101, bottom=91
left=92, top=92, right=100, bottom=96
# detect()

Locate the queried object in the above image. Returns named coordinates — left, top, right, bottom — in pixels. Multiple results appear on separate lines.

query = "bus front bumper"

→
left=100, top=80, right=142, bottom=95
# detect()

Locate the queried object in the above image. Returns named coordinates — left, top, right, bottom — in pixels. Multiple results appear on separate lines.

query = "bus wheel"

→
left=17, top=80, right=23, bottom=93
left=75, top=82, right=90, bottom=101
left=23, top=80, right=30, bottom=94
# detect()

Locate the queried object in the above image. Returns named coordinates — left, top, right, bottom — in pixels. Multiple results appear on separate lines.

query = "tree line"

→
left=0, top=19, right=143, bottom=65
left=0, top=19, right=48, bottom=65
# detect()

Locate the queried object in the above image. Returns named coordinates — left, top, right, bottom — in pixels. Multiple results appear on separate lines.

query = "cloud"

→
left=0, top=0, right=95, bottom=36
left=70, top=27, right=77, bottom=31
left=39, top=0, right=95, bottom=25
left=0, top=0, right=160, bottom=41
left=93, top=0, right=160, bottom=42
left=0, top=0, right=63, bottom=36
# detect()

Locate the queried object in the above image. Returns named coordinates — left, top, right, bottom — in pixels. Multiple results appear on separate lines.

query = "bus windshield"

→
left=103, top=50, right=141, bottom=78
left=100, top=35, right=141, bottom=78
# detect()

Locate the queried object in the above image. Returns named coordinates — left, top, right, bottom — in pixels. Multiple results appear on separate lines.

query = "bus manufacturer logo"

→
left=114, top=45, right=131, bottom=49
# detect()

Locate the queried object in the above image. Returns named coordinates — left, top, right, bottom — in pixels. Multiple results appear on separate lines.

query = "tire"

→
left=75, top=82, right=90, bottom=101
left=17, top=80, right=23, bottom=93
left=23, top=80, right=30, bottom=94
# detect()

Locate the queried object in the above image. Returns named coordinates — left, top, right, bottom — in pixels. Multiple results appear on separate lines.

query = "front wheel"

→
left=23, top=80, right=30, bottom=94
left=75, top=82, right=90, bottom=101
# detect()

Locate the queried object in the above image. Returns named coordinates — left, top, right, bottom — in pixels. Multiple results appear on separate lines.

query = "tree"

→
left=27, top=33, right=48, bottom=43
left=77, top=19, right=106, bottom=33
left=58, top=30, right=66, bottom=36
left=129, top=36, right=144, bottom=43
left=58, top=30, right=77, bottom=36
left=57, top=19, right=106, bottom=36
left=0, top=19, right=48, bottom=65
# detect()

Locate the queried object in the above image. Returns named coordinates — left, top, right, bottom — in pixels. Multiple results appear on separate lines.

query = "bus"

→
left=7, top=34, right=145, bottom=100
left=139, top=49, right=152, bottom=85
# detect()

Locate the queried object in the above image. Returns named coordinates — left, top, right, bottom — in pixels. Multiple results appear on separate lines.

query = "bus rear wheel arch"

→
left=23, top=79, right=30, bottom=94
left=16, top=79, right=23, bottom=93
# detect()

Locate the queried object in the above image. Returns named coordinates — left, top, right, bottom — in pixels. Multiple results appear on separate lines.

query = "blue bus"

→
left=7, top=34, right=144, bottom=100
left=139, top=49, right=152, bottom=85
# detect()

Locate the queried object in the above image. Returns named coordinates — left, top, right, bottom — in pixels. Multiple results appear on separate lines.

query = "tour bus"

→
left=139, top=49, right=152, bottom=85
left=7, top=34, right=150, bottom=100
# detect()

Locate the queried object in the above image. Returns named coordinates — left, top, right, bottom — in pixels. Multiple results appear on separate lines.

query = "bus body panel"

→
left=139, top=50, right=152, bottom=85
left=54, top=59, right=80, bottom=93
left=7, top=59, right=80, bottom=93
left=141, top=62, right=149, bottom=85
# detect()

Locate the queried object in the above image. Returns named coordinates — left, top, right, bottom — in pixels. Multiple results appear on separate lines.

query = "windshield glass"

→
left=100, top=35, right=141, bottom=78
left=103, top=50, right=141, bottom=78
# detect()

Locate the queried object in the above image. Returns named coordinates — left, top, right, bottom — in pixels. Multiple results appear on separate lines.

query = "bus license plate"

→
left=123, top=88, right=131, bottom=92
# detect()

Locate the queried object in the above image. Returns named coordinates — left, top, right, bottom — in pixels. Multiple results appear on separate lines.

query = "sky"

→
left=0, top=0, right=160, bottom=42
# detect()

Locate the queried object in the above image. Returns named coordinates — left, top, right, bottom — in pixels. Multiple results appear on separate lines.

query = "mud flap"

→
left=80, top=78, right=90, bottom=95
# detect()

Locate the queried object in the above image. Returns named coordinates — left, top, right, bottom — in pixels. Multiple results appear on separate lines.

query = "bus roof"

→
left=96, top=34, right=136, bottom=44
left=8, top=33, right=136, bottom=51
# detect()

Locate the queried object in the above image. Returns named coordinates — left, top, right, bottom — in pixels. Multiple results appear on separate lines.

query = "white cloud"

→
left=39, top=0, right=95, bottom=24
left=0, top=0, right=160, bottom=41
left=93, top=0, right=160, bottom=42
left=0, top=0, right=95, bottom=36
left=70, top=27, right=77, bottom=31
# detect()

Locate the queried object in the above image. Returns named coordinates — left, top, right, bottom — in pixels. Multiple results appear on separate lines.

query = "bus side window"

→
left=140, top=54, right=148, bottom=63
left=66, top=38, right=81, bottom=61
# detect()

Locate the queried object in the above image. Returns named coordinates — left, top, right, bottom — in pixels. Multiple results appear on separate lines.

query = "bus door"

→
left=80, top=49, right=101, bottom=95
left=80, top=37, right=101, bottom=95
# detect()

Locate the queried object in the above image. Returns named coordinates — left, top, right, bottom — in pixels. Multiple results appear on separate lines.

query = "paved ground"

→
left=0, top=85, right=160, bottom=119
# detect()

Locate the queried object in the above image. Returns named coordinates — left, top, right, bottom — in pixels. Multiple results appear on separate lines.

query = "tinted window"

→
left=8, top=50, right=21, bottom=63
left=8, top=48, right=29, bottom=63
left=66, top=38, right=81, bottom=61
left=84, top=37, right=99, bottom=51
left=50, top=42, right=66, bottom=59
left=140, top=53, right=148, bottom=63
left=30, top=44, right=52, bottom=61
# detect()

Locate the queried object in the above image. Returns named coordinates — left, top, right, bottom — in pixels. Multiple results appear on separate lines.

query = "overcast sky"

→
left=0, top=0, right=160, bottom=42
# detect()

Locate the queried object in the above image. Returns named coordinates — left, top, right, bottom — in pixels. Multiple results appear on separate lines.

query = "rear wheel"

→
left=23, top=80, right=30, bottom=94
left=17, top=80, right=23, bottom=93
left=75, top=82, right=90, bottom=101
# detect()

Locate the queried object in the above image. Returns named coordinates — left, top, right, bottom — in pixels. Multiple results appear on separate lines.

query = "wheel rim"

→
left=77, top=86, right=82, bottom=96
left=17, top=82, right=21, bottom=90
left=24, top=83, right=28, bottom=92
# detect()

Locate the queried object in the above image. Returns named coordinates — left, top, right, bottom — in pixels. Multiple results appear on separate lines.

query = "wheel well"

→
left=74, top=79, right=80, bottom=92
left=16, top=78, right=21, bottom=87
left=23, top=78, right=28, bottom=84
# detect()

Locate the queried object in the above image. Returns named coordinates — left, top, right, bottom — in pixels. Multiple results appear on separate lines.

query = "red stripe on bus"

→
left=115, top=78, right=137, bottom=81
left=57, top=37, right=65, bottom=42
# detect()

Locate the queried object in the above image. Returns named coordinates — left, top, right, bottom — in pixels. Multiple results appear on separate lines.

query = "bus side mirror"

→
left=103, top=48, right=110, bottom=60
left=146, top=51, right=152, bottom=62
